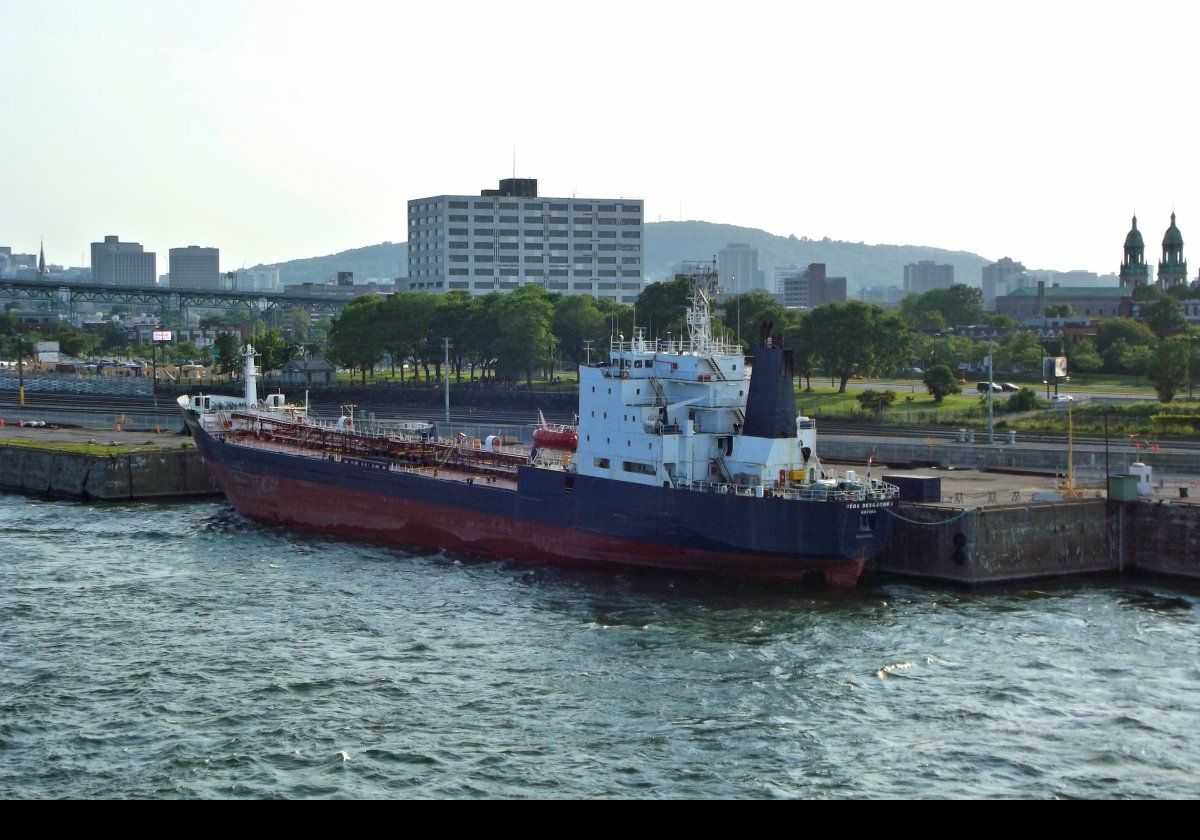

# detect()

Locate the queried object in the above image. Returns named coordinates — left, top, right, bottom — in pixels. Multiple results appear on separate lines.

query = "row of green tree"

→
left=323, top=279, right=918, bottom=393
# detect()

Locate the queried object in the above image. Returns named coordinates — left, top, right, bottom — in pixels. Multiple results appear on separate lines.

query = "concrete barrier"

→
left=821, top=437, right=1200, bottom=475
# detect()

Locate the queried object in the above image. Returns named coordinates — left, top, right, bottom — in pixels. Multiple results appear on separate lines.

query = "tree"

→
left=899, top=285, right=983, bottom=329
left=1005, top=387, right=1042, bottom=412
left=1069, top=339, right=1103, bottom=374
left=432, top=290, right=473, bottom=381
left=552, top=295, right=607, bottom=379
left=326, top=295, right=386, bottom=384
left=804, top=301, right=910, bottom=392
left=856, top=389, right=896, bottom=414
left=721, top=291, right=788, bottom=353
left=634, top=276, right=692, bottom=341
left=1148, top=336, right=1190, bottom=402
left=995, top=331, right=1044, bottom=373
left=380, top=292, right=436, bottom=381
left=495, top=286, right=555, bottom=387
left=783, top=311, right=817, bottom=391
left=1097, top=317, right=1156, bottom=357
left=214, top=331, right=241, bottom=376
left=1141, top=296, right=1187, bottom=338
left=923, top=365, right=961, bottom=402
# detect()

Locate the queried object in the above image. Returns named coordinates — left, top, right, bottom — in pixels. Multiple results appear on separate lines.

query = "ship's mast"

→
left=686, top=277, right=717, bottom=355
left=242, top=344, right=258, bottom=406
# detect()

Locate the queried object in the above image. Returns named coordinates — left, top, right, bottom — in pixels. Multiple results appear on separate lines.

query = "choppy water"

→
left=1, top=493, right=1198, bottom=799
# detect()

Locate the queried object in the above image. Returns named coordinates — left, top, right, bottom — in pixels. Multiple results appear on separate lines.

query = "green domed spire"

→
left=1163, top=212, right=1183, bottom=248
left=1124, top=215, right=1144, bottom=249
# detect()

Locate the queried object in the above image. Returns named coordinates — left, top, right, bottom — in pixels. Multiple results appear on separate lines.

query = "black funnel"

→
left=742, top=346, right=796, bottom=439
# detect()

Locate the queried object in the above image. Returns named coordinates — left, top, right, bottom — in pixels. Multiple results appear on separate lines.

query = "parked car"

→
left=976, top=382, right=1004, bottom=393
left=1049, top=394, right=1076, bottom=405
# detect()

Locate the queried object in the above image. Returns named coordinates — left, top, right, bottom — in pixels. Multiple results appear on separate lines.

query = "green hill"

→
left=257, top=242, right=407, bottom=286
left=644, top=221, right=992, bottom=291
left=259, top=223, right=994, bottom=291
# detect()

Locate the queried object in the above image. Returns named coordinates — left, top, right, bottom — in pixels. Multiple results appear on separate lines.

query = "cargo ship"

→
left=180, top=284, right=897, bottom=586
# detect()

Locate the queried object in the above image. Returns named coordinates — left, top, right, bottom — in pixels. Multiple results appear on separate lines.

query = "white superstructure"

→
left=574, top=283, right=886, bottom=502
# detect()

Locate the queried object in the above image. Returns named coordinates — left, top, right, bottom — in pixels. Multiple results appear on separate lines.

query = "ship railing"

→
left=685, top=479, right=899, bottom=503
left=643, top=421, right=682, bottom=436
left=607, top=337, right=743, bottom=356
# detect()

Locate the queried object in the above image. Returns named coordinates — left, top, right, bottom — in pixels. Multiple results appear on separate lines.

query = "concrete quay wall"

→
left=874, top=500, right=1120, bottom=585
left=0, top=445, right=218, bottom=501
left=876, top=497, right=1200, bottom=585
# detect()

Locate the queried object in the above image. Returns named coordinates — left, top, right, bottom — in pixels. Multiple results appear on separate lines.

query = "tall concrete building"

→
left=91, top=235, right=156, bottom=287
left=718, top=243, right=763, bottom=295
left=406, top=177, right=644, bottom=304
left=1158, top=213, right=1188, bottom=289
left=981, top=257, right=1027, bottom=310
left=169, top=246, right=222, bottom=290
left=902, top=260, right=954, bottom=295
left=780, top=263, right=847, bottom=309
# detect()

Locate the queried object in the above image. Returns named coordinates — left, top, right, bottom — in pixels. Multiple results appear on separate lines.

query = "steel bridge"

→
left=0, top=278, right=355, bottom=317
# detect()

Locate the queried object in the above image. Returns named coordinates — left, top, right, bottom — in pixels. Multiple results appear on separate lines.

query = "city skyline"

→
left=2, top=1, right=1198, bottom=275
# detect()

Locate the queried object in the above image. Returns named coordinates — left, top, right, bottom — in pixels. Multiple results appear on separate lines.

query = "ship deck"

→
left=212, top=431, right=522, bottom=492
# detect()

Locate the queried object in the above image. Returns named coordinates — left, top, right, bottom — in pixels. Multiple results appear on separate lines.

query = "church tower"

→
left=1119, top=215, right=1150, bottom=288
left=1158, top=213, right=1188, bottom=289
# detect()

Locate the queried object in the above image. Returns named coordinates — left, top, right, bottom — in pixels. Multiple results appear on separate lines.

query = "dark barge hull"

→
left=189, top=419, right=893, bottom=587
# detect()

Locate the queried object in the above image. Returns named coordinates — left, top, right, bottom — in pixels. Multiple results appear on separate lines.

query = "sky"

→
left=2, top=0, right=1198, bottom=278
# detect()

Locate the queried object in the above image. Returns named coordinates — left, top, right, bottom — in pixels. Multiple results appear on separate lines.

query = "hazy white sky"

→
left=2, top=0, right=1197, bottom=277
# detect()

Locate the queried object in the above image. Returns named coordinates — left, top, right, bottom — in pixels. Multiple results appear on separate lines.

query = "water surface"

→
left=1, top=494, right=1197, bottom=798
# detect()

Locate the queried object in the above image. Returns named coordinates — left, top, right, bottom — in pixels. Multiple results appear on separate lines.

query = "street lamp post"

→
left=987, top=340, right=995, bottom=444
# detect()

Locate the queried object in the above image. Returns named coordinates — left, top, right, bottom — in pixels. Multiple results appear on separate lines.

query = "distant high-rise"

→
left=902, top=260, right=954, bottom=295
left=981, top=257, right=1027, bottom=310
left=169, top=246, right=221, bottom=290
left=230, top=266, right=282, bottom=293
left=718, top=243, right=763, bottom=294
left=91, top=235, right=156, bottom=287
left=1119, top=215, right=1150, bottom=288
left=780, top=263, right=847, bottom=309
left=406, top=177, right=644, bottom=305
left=1158, top=213, right=1187, bottom=289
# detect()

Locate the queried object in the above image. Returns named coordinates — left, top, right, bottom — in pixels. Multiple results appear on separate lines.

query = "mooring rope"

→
left=885, top=506, right=975, bottom=526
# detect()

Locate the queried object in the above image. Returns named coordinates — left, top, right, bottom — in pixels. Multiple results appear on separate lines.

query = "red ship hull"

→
left=207, top=460, right=867, bottom=587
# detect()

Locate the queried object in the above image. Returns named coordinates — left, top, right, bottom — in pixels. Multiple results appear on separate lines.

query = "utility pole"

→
left=987, top=339, right=995, bottom=444
left=151, top=338, right=158, bottom=409
left=443, top=337, right=452, bottom=424
left=16, top=332, right=25, bottom=408
left=1104, top=408, right=1111, bottom=498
